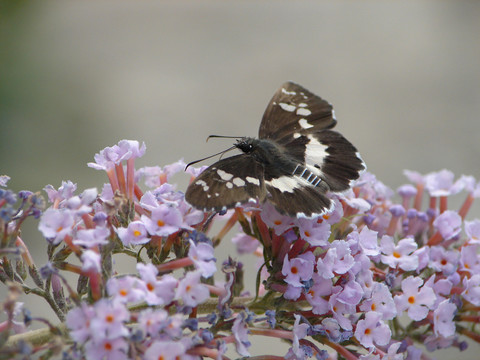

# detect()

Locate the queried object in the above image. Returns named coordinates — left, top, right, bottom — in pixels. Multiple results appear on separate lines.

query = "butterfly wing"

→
left=185, top=155, right=266, bottom=213
left=258, top=82, right=365, bottom=217
left=258, top=81, right=336, bottom=141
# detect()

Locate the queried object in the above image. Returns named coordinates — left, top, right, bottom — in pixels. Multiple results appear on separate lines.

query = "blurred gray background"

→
left=1, top=0, right=479, bottom=358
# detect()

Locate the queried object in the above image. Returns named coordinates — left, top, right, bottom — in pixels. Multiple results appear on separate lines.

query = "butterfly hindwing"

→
left=185, top=155, right=266, bottom=213
left=259, top=81, right=336, bottom=141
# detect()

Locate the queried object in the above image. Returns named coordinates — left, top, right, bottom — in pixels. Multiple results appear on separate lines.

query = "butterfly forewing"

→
left=185, top=155, right=266, bottom=213
left=258, top=81, right=336, bottom=141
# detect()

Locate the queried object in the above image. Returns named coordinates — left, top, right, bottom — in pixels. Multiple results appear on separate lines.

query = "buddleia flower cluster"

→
left=1, top=139, right=480, bottom=360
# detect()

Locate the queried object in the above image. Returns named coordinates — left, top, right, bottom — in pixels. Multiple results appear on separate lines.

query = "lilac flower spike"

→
left=8, top=138, right=480, bottom=359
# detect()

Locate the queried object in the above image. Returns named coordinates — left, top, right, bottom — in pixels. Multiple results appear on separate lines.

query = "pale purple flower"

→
left=465, top=219, right=480, bottom=244
left=81, top=250, right=101, bottom=273
left=232, top=312, right=251, bottom=357
left=88, top=144, right=123, bottom=171
left=384, top=342, right=404, bottom=360
left=295, top=217, right=331, bottom=247
left=460, top=245, right=480, bottom=274
left=305, top=273, right=333, bottom=315
left=341, top=189, right=371, bottom=212
left=0, top=175, right=10, bottom=187
left=425, top=169, right=464, bottom=196
left=44, top=180, right=77, bottom=203
left=117, top=139, right=146, bottom=160
left=137, top=308, right=168, bottom=339
left=231, top=233, right=260, bottom=254
left=329, top=288, right=356, bottom=331
left=188, top=239, right=216, bottom=278
left=354, top=311, right=391, bottom=349
left=185, top=164, right=208, bottom=178
left=282, top=252, right=315, bottom=287
left=291, top=314, right=309, bottom=359
left=107, top=276, right=146, bottom=304
left=137, top=263, right=177, bottom=306
left=177, top=270, right=209, bottom=307
left=144, top=341, right=186, bottom=360
left=380, top=236, right=418, bottom=271
left=260, top=202, right=293, bottom=235
left=394, top=276, right=436, bottom=321
left=403, top=170, right=426, bottom=185
left=116, top=221, right=150, bottom=246
left=327, top=240, right=355, bottom=275
left=141, top=204, right=183, bottom=236
left=462, top=274, right=480, bottom=306
left=73, top=226, right=110, bottom=248
left=65, top=188, right=97, bottom=215
left=137, top=160, right=186, bottom=188
left=433, top=300, right=456, bottom=338
left=100, top=183, right=114, bottom=201
left=397, top=184, right=417, bottom=206
left=84, top=337, right=129, bottom=360
left=424, top=275, right=453, bottom=309
left=89, top=299, right=130, bottom=340
left=66, top=302, right=95, bottom=343
left=38, top=208, right=75, bottom=245
left=429, top=246, right=459, bottom=276
left=316, top=249, right=336, bottom=279
left=357, top=227, right=380, bottom=258
left=317, top=318, right=342, bottom=343
left=336, top=277, right=363, bottom=306
left=433, top=210, right=462, bottom=240
left=359, top=283, right=397, bottom=320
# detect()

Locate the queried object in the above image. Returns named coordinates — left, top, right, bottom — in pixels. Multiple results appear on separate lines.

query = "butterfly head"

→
left=234, top=137, right=256, bottom=154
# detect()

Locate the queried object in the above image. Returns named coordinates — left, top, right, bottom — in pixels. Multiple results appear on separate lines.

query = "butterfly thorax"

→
left=235, top=137, right=297, bottom=180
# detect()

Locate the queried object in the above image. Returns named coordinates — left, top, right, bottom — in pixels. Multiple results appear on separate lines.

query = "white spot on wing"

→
left=217, top=169, right=234, bottom=181
left=195, top=179, right=209, bottom=191
left=298, top=118, right=314, bottom=129
left=279, top=103, right=296, bottom=112
left=298, top=103, right=308, bottom=107
left=266, top=176, right=301, bottom=193
left=246, top=176, right=260, bottom=185
left=226, top=182, right=233, bottom=189
left=293, top=133, right=301, bottom=139
left=281, top=88, right=296, bottom=95
left=305, top=135, right=328, bottom=169
left=296, top=108, right=312, bottom=116
left=232, top=177, right=246, bottom=187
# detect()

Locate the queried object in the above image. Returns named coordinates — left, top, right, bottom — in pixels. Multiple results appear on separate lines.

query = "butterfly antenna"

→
left=185, top=145, right=237, bottom=170
left=206, top=135, right=243, bottom=142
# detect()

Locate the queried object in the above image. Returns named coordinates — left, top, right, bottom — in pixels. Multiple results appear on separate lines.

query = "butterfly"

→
left=185, top=81, right=365, bottom=218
